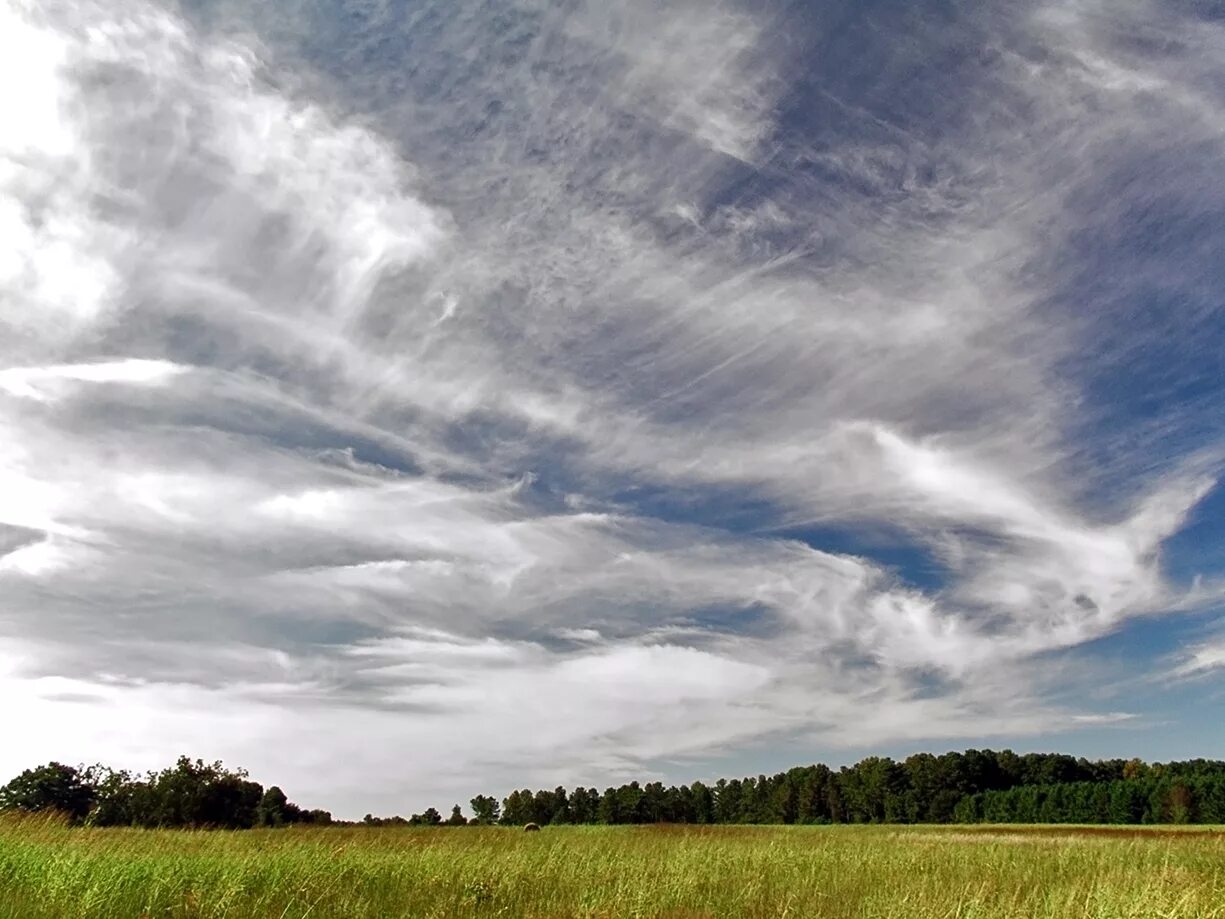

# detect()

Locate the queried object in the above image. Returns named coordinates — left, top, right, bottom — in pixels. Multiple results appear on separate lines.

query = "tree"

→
left=639, top=782, right=666, bottom=823
left=550, top=787, right=572, bottom=824
left=470, top=794, right=500, bottom=825
left=257, top=786, right=290, bottom=827
left=1108, top=781, right=1147, bottom=824
left=531, top=788, right=559, bottom=825
left=9, top=749, right=1225, bottom=832
left=825, top=778, right=846, bottom=824
left=501, top=789, right=534, bottom=825
left=1167, top=783, right=1195, bottom=825
left=714, top=778, right=741, bottom=823
left=596, top=787, right=620, bottom=824
left=839, top=757, right=905, bottom=823
left=689, top=781, right=714, bottom=824
left=569, top=787, right=599, bottom=824
left=142, top=757, right=263, bottom=828
left=410, top=807, right=443, bottom=826
left=1123, top=758, right=1149, bottom=781
left=953, top=794, right=982, bottom=823
left=82, top=765, right=138, bottom=827
left=616, top=782, right=644, bottom=823
left=796, top=765, right=833, bottom=824
left=0, top=762, right=95, bottom=822
left=771, top=773, right=799, bottom=824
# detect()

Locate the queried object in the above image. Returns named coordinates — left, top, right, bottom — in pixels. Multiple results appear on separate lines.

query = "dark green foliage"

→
left=362, top=814, right=408, bottom=826
left=689, top=781, right=714, bottom=824
left=568, top=787, right=599, bottom=824
left=0, top=762, right=95, bottom=822
left=469, top=752, right=1225, bottom=828
left=257, top=786, right=291, bottom=827
left=469, top=794, right=500, bottom=825
left=6, top=750, right=1225, bottom=830
left=0, top=756, right=311, bottom=829
left=963, top=771, right=1225, bottom=826
left=141, top=758, right=265, bottom=828
left=82, top=766, right=139, bottom=827
left=500, top=790, right=535, bottom=826
left=409, top=807, right=443, bottom=826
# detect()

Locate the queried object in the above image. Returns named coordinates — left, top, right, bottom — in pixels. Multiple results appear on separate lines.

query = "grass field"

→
left=1, top=818, right=1223, bottom=919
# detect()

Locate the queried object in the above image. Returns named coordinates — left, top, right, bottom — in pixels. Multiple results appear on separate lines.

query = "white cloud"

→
left=1168, top=638, right=1225, bottom=680
left=0, top=359, right=186, bottom=401
left=561, top=1, right=784, bottom=161
left=0, top=537, right=74, bottom=576
left=0, top=0, right=1222, bottom=816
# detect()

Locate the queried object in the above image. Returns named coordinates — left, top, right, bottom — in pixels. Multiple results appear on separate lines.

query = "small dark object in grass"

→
left=524, top=823, right=540, bottom=832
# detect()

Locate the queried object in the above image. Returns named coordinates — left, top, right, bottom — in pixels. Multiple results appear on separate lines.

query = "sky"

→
left=1, top=0, right=1224, bottom=819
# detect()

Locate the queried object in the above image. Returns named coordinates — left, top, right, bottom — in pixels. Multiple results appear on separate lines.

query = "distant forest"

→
left=4, top=750, right=1225, bottom=828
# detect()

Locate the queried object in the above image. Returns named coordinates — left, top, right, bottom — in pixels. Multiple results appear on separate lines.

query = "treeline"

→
left=461, top=752, right=1225, bottom=828
left=958, top=772, right=1225, bottom=824
left=6, top=750, right=1225, bottom=828
left=0, top=757, right=331, bottom=828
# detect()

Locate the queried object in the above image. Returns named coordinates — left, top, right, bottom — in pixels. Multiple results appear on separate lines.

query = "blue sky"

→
left=1, top=0, right=1224, bottom=817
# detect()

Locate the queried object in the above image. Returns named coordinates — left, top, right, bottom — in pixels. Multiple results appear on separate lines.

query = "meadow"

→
left=0, top=818, right=1222, bottom=919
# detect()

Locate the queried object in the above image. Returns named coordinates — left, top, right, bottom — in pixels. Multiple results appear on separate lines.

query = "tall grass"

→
left=1, top=815, right=1222, bottom=918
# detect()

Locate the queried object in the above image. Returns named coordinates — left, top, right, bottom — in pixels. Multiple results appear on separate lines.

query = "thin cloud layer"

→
left=1, top=0, right=1224, bottom=815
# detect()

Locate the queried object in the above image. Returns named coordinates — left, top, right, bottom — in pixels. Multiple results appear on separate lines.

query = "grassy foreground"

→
left=1, top=819, right=1223, bottom=919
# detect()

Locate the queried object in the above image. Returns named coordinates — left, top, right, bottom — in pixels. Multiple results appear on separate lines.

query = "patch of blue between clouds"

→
left=1070, top=609, right=1224, bottom=671
left=774, top=524, right=950, bottom=592
left=598, top=479, right=950, bottom=591
left=1162, top=480, right=1225, bottom=589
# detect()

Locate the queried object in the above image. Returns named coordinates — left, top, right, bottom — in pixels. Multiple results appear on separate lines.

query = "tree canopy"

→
left=0, top=756, right=328, bottom=829
left=5, top=749, right=1225, bottom=828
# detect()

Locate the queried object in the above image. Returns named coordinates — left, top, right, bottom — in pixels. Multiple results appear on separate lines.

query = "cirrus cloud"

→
left=1, top=0, right=1224, bottom=815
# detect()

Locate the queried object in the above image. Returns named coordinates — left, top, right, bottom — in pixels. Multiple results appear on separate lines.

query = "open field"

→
left=1, top=819, right=1223, bottom=919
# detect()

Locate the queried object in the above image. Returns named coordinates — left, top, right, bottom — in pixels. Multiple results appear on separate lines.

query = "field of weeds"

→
left=1, top=817, right=1222, bottom=918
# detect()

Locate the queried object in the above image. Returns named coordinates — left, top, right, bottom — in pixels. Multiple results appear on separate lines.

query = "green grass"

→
left=1, top=817, right=1223, bottom=918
